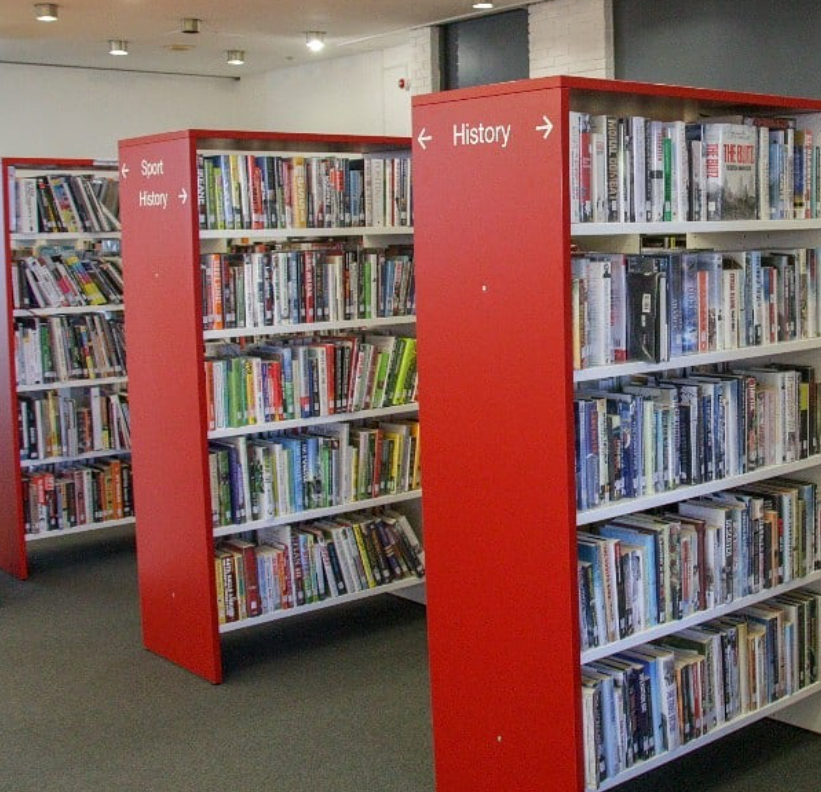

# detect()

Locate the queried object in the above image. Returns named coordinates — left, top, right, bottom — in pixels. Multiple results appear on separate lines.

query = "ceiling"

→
left=0, top=0, right=529, bottom=78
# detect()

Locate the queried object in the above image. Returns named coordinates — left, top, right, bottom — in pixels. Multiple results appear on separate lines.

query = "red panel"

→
left=0, top=161, right=28, bottom=578
left=413, top=75, right=821, bottom=112
left=125, top=128, right=410, bottom=153
left=413, top=86, right=583, bottom=791
left=119, top=136, right=222, bottom=683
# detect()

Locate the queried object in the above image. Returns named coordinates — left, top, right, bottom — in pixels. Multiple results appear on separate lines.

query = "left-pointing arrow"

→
left=178, top=188, right=188, bottom=204
left=417, top=127, right=433, bottom=150
left=121, top=163, right=130, bottom=179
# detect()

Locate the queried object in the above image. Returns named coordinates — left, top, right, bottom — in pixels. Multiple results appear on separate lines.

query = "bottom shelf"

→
left=596, top=681, right=821, bottom=791
left=25, top=516, right=136, bottom=543
left=219, top=576, right=425, bottom=634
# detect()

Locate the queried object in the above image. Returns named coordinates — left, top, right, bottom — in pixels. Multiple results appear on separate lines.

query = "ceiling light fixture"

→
left=472, top=1, right=495, bottom=7
left=226, top=49, right=245, bottom=65
left=305, top=31, right=326, bottom=53
left=108, top=39, right=129, bottom=56
left=34, top=3, right=58, bottom=21
left=181, top=17, right=201, bottom=34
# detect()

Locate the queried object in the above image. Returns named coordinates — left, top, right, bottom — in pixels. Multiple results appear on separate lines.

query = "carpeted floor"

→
left=0, top=528, right=819, bottom=792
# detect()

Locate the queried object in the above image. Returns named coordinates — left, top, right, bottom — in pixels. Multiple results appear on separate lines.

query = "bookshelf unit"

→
left=118, top=129, right=422, bottom=684
left=0, top=157, right=129, bottom=580
left=412, top=77, right=821, bottom=792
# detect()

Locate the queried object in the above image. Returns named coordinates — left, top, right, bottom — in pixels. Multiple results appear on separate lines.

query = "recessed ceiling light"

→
left=34, top=3, right=58, bottom=21
left=472, top=1, right=495, bottom=7
left=305, top=31, right=326, bottom=52
left=181, top=17, right=201, bottom=34
left=226, top=49, right=245, bottom=65
left=108, top=39, right=128, bottom=56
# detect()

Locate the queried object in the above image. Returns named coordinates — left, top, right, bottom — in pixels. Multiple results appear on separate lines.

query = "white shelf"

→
left=199, top=226, right=413, bottom=241
left=571, top=219, right=821, bottom=236
left=212, top=489, right=422, bottom=538
left=203, top=315, right=416, bottom=340
left=20, top=448, right=130, bottom=468
left=25, top=516, right=135, bottom=542
left=13, top=305, right=124, bottom=317
left=218, top=575, right=425, bottom=634
left=576, top=454, right=821, bottom=526
left=17, top=376, right=127, bottom=393
left=573, top=337, right=821, bottom=383
left=11, top=231, right=120, bottom=243
left=581, top=570, right=821, bottom=665
left=208, top=402, right=419, bottom=440
left=594, top=680, right=821, bottom=791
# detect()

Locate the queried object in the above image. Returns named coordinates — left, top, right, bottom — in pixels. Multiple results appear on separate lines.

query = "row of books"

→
left=23, top=458, right=134, bottom=534
left=11, top=173, right=120, bottom=234
left=578, top=477, right=820, bottom=650
left=18, top=389, right=131, bottom=461
left=570, top=112, right=821, bottom=223
left=572, top=248, right=821, bottom=369
left=582, top=588, right=821, bottom=789
left=209, top=419, right=420, bottom=527
left=214, top=509, right=424, bottom=623
left=197, top=153, right=412, bottom=231
left=15, top=315, right=126, bottom=386
left=11, top=252, right=124, bottom=310
left=575, top=364, right=819, bottom=511
left=204, top=335, right=418, bottom=430
left=201, top=245, right=415, bottom=330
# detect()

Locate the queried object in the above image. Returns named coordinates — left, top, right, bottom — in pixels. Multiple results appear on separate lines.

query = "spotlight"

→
left=472, top=1, right=495, bottom=7
left=226, top=49, right=245, bottom=65
left=181, top=17, right=201, bottom=34
left=34, top=3, right=58, bottom=21
left=108, top=39, right=128, bottom=56
left=305, top=31, right=326, bottom=52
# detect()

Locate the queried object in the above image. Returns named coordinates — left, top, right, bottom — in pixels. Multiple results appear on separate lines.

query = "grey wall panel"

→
left=615, top=0, right=821, bottom=98
left=443, top=9, right=529, bottom=90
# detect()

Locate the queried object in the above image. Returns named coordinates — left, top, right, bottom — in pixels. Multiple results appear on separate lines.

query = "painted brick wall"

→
left=410, top=26, right=441, bottom=96
left=529, top=0, right=614, bottom=79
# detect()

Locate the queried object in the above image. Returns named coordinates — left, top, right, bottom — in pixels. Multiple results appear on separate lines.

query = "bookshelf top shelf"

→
left=13, top=305, right=124, bottom=317
left=571, top=218, right=821, bottom=237
left=199, top=226, right=413, bottom=241
left=11, top=232, right=121, bottom=243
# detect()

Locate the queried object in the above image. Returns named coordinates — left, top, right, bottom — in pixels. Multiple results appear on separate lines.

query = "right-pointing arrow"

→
left=417, top=127, right=433, bottom=150
left=535, top=116, right=553, bottom=140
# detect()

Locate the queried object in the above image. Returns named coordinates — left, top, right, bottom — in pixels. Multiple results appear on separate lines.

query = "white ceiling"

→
left=0, top=0, right=529, bottom=78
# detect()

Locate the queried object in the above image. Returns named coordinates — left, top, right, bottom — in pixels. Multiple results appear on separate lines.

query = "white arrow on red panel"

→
left=417, top=128, right=433, bottom=150
left=536, top=116, right=553, bottom=139
left=121, top=163, right=130, bottom=179
left=178, top=188, right=188, bottom=205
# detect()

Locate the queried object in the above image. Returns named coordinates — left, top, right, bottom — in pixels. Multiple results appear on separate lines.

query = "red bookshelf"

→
left=118, top=129, right=419, bottom=684
left=412, top=76, right=821, bottom=792
left=0, top=157, right=127, bottom=580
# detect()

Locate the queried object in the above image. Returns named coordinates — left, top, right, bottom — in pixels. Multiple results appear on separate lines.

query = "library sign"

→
left=121, top=158, right=188, bottom=210
left=415, top=115, right=553, bottom=151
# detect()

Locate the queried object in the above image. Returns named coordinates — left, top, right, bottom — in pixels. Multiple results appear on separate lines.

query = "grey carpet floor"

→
left=0, top=528, right=819, bottom=792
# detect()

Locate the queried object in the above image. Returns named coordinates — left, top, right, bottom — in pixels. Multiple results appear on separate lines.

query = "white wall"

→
left=0, top=63, right=244, bottom=159
left=238, top=45, right=412, bottom=137
left=0, top=41, right=412, bottom=161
